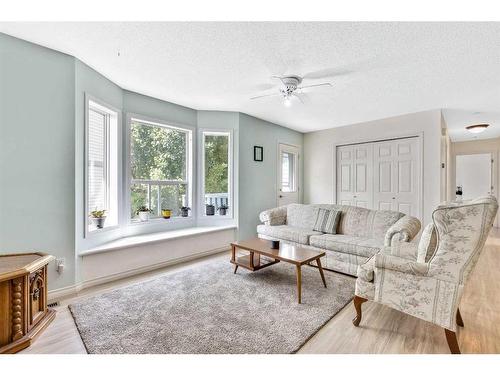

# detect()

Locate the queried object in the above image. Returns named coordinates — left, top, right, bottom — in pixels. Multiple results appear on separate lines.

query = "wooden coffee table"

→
left=230, top=238, right=327, bottom=303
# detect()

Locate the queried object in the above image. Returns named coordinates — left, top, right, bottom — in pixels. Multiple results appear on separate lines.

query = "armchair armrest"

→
left=384, top=215, right=421, bottom=247
left=375, top=253, right=429, bottom=276
left=259, top=206, right=287, bottom=226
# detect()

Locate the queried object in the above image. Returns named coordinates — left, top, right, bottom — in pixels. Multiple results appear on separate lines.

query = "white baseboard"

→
left=48, top=246, right=229, bottom=303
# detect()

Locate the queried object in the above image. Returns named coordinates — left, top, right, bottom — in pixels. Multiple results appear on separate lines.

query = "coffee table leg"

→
left=233, top=265, right=238, bottom=274
left=316, top=258, right=327, bottom=288
left=296, top=265, right=302, bottom=304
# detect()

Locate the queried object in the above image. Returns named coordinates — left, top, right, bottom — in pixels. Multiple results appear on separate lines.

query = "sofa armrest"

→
left=375, top=253, right=428, bottom=276
left=259, top=206, right=287, bottom=226
left=389, top=242, right=419, bottom=261
left=384, top=215, right=421, bottom=247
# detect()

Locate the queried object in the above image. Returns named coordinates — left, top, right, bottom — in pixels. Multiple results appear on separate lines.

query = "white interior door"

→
left=337, top=144, right=373, bottom=208
left=277, top=143, right=299, bottom=206
left=456, top=153, right=493, bottom=199
left=373, top=137, right=420, bottom=217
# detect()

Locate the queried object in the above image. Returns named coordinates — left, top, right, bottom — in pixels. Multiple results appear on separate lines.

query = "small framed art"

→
left=254, top=146, right=263, bottom=162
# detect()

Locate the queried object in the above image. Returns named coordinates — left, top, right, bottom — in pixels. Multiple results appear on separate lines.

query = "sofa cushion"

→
left=313, top=208, right=342, bottom=234
left=339, top=206, right=404, bottom=240
left=286, top=204, right=321, bottom=230
left=309, top=234, right=383, bottom=258
left=256, top=225, right=322, bottom=245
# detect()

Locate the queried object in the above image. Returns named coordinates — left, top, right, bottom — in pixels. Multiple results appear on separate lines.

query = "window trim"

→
left=84, top=94, right=121, bottom=238
left=125, top=113, right=195, bottom=227
left=198, top=128, right=234, bottom=222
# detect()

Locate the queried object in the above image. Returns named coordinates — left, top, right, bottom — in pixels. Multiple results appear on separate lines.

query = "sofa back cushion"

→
left=286, top=203, right=404, bottom=241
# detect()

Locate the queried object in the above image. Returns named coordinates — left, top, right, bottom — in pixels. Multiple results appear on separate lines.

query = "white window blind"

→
left=88, top=108, right=108, bottom=212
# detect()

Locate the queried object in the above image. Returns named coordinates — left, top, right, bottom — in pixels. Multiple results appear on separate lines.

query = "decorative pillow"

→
left=313, top=208, right=342, bottom=234
left=417, top=223, right=437, bottom=263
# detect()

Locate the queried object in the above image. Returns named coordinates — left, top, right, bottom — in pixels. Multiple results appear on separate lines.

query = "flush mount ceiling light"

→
left=466, top=124, right=489, bottom=134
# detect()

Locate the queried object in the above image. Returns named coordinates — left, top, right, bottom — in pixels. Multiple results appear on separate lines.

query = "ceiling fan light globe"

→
left=283, top=97, right=292, bottom=107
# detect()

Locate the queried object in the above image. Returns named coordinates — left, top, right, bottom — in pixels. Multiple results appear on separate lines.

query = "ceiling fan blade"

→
left=293, top=93, right=305, bottom=105
left=294, top=92, right=311, bottom=105
left=298, top=83, right=333, bottom=91
left=250, top=92, right=282, bottom=100
left=303, top=67, right=353, bottom=80
left=254, top=83, right=275, bottom=91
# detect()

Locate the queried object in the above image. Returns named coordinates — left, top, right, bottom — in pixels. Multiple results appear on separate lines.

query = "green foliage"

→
left=89, top=209, right=106, bottom=218
left=135, top=205, right=151, bottom=215
left=204, top=135, right=228, bottom=194
left=130, top=122, right=187, bottom=181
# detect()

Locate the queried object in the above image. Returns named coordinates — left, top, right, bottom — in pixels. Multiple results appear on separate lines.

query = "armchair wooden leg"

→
left=352, top=296, right=367, bottom=327
left=456, top=308, right=464, bottom=327
left=444, top=329, right=461, bottom=354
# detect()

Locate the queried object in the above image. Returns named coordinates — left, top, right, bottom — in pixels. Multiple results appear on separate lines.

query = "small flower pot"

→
left=218, top=208, right=228, bottom=216
left=138, top=211, right=150, bottom=221
left=206, top=204, right=215, bottom=216
left=161, top=209, right=172, bottom=219
left=91, top=217, right=106, bottom=229
left=180, top=208, right=190, bottom=217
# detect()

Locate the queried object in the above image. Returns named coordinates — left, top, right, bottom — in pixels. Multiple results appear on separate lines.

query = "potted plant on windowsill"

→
left=206, top=204, right=215, bottom=216
left=89, top=209, right=106, bottom=229
left=136, top=206, right=152, bottom=222
left=161, top=208, right=172, bottom=219
left=180, top=206, right=191, bottom=217
left=217, top=205, right=229, bottom=216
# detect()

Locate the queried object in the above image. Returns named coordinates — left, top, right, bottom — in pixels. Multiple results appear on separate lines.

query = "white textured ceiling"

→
left=1, top=22, right=500, bottom=138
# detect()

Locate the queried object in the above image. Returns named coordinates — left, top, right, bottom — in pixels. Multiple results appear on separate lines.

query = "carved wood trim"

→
left=11, top=278, right=24, bottom=341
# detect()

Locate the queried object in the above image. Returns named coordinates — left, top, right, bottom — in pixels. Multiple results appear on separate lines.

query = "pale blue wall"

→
left=238, top=113, right=304, bottom=240
left=0, top=33, right=76, bottom=289
left=123, top=90, right=197, bottom=127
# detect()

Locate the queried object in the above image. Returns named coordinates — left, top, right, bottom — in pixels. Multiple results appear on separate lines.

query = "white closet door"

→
left=352, top=144, right=373, bottom=208
left=337, top=145, right=355, bottom=206
left=373, top=138, right=420, bottom=217
left=336, top=144, right=373, bottom=208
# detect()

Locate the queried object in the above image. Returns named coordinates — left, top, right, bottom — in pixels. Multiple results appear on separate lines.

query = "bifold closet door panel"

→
left=337, top=144, right=373, bottom=209
left=373, top=138, right=420, bottom=217
left=337, top=145, right=355, bottom=206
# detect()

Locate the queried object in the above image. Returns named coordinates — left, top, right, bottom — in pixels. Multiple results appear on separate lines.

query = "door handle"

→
left=392, top=197, right=396, bottom=199
left=279, top=195, right=283, bottom=198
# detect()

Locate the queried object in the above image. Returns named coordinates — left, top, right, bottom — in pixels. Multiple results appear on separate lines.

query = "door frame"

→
left=333, top=132, right=424, bottom=221
left=454, top=150, right=498, bottom=227
left=276, top=141, right=301, bottom=207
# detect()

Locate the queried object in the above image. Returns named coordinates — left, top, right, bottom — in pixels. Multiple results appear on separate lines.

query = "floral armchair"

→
left=352, top=196, right=498, bottom=354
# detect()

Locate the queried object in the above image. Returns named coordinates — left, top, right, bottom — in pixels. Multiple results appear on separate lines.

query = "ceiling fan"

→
left=250, top=75, right=332, bottom=107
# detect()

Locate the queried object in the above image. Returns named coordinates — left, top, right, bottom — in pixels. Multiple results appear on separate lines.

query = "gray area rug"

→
left=69, top=260, right=355, bottom=354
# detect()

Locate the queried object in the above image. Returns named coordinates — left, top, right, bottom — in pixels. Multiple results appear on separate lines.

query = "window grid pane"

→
left=203, top=133, right=230, bottom=216
left=88, top=109, right=107, bottom=212
left=129, top=119, right=191, bottom=220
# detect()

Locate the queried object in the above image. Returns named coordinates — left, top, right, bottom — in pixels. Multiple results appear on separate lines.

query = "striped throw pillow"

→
left=313, top=208, right=342, bottom=234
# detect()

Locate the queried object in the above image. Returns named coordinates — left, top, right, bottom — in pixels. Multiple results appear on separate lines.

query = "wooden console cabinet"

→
left=0, top=252, right=55, bottom=354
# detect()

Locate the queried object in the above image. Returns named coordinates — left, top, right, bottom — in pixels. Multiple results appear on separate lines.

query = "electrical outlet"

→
left=55, top=258, right=65, bottom=274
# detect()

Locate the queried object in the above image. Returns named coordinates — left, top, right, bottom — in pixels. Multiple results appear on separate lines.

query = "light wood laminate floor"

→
left=21, top=230, right=500, bottom=354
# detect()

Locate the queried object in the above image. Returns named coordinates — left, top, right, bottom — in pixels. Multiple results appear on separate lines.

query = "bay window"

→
left=129, top=117, right=193, bottom=220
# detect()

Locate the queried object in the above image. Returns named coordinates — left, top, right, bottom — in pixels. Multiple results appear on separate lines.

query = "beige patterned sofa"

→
left=352, top=196, right=498, bottom=353
left=257, top=204, right=421, bottom=276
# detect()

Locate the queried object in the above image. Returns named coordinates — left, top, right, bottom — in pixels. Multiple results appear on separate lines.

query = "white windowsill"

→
left=79, top=224, right=237, bottom=257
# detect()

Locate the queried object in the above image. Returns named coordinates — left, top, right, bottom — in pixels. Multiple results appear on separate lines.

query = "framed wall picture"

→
left=254, top=146, right=263, bottom=162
